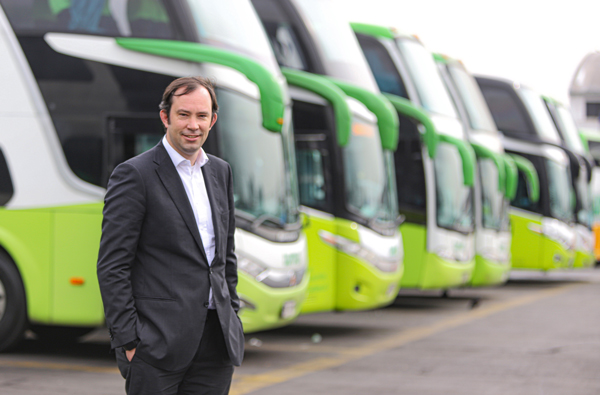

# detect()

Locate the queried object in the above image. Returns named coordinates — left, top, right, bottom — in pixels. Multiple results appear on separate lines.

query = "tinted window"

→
left=252, top=0, right=311, bottom=71
left=296, top=149, right=328, bottom=211
left=356, top=34, right=408, bottom=99
left=512, top=171, right=541, bottom=214
left=394, top=115, right=426, bottom=223
left=0, top=149, right=14, bottom=206
left=292, top=99, right=334, bottom=214
left=479, top=85, right=532, bottom=136
left=587, top=102, right=600, bottom=117
left=19, top=36, right=173, bottom=187
left=1, top=0, right=182, bottom=39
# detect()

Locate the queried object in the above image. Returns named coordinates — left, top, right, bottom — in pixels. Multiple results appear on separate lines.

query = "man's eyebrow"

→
left=177, top=109, right=210, bottom=114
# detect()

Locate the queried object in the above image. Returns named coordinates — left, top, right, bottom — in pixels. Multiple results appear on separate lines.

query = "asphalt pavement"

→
left=1, top=268, right=599, bottom=395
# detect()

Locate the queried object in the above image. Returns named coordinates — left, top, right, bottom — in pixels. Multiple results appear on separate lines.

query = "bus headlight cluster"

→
left=237, top=252, right=305, bottom=288
left=533, top=219, right=576, bottom=251
left=575, top=227, right=594, bottom=252
left=434, top=246, right=473, bottom=263
left=434, top=247, right=454, bottom=261
left=318, top=231, right=401, bottom=273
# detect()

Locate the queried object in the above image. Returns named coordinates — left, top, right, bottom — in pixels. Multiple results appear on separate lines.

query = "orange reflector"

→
left=352, top=123, right=375, bottom=137
left=277, top=118, right=284, bottom=125
left=70, top=277, right=85, bottom=286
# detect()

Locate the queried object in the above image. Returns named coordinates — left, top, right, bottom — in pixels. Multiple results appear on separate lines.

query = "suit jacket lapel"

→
left=154, top=144, right=208, bottom=263
left=201, top=160, right=221, bottom=258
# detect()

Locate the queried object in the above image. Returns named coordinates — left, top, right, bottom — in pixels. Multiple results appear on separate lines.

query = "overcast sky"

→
left=342, top=0, right=600, bottom=105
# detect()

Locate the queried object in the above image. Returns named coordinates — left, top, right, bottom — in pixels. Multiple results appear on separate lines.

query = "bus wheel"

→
left=0, top=252, right=27, bottom=352
left=31, top=325, right=95, bottom=343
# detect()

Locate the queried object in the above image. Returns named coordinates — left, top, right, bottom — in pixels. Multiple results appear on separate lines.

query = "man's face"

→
left=160, top=86, right=217, bottom=164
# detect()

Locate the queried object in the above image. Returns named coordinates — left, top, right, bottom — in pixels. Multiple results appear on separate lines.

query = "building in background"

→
left=570, top=51, right=600, bottom=132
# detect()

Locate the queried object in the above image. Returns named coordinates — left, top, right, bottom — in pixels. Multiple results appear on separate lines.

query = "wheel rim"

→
left=0, top=276, right=6, bottom=321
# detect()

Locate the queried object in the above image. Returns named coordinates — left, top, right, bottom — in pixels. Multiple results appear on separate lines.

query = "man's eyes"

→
left=178, top=113, right=208, bottom=118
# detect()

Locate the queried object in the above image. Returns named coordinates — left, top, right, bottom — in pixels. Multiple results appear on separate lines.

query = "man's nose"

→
left=187, top=117, right=200, bottom=130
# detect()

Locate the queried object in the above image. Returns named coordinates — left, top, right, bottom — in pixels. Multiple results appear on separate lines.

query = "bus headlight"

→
left=434, top=247, right=454, bottom=261
left=237, top=252, right=305, bottom=288
left=319, top=231, right=401, bottom=273
left=531, top=219, right=576, bottom=250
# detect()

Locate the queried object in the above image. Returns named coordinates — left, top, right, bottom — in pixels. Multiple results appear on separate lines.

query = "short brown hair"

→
left=159, top=77, right=218, bottom=121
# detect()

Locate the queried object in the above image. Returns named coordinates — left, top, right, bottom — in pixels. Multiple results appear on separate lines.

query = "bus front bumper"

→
left=237, top=272, right=309, bottom=333
left=334, top=254, right=403, bottom=311
left=469, top=255, right=511, bottom=287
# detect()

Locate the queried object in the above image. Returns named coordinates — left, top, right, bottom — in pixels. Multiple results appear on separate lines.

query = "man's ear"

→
left=159, top=109, right=169, bottom=128
left=210, top=113, right=218, bottom=129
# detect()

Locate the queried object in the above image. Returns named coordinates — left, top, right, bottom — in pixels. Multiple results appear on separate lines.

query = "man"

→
left=97, top=76, right=244, bottom=395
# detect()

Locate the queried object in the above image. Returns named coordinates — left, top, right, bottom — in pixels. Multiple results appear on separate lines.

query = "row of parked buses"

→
left=0, top=0, right=596, bottom=352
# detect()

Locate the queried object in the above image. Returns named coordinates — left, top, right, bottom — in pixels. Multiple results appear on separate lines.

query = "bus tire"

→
left=0, top=252, right=27, bottom=352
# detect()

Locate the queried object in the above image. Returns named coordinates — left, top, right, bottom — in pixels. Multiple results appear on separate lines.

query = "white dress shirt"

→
left=162, top=136, right=216, bottom=309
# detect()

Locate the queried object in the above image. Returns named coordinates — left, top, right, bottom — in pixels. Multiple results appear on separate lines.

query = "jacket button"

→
left=204, top=302, right=209, bottom=308
left=209, top=268, right=213, bottom=274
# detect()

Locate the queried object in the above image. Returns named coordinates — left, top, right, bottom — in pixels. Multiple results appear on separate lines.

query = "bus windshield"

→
left=576, top=166, right=593, bottom=227
left=555, top=105, right=586, bottom=155
left=447, top=64, right=497, bottom=132
left=519, top=88, right=561, bottom=143
left=186, top=0, right=280, bottom=74
left=292, top=0, right=379, bottom=91
left=434, top=143, right=474, bottom=232
left=479, top=158, right=504, bottom=230
left=395, top=39, right=457, bottom=118
left=343, top=120, right=397, bottom=228
left=215, top=88, right=299, bottom=227
left=546, top=159, right=573, bottom=223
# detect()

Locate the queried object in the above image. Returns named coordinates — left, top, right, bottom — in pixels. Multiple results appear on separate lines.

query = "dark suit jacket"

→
left=97, top=142, right=244, bottom=371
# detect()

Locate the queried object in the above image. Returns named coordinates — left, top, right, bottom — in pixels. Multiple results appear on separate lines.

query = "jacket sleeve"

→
left=97, top=162, right=146, bottom=349
left=224, top=163, right=240, bottom=313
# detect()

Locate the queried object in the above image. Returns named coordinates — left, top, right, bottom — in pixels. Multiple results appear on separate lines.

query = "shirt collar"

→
left=162, top=135, right=209, bottom=168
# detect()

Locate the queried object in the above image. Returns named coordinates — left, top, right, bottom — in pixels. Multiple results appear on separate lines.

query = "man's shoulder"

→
left=109, top=143, right=165, bottom=184
left=119, top=143, right=164, bottom=170
left=206, top=153, right=231, bottom=172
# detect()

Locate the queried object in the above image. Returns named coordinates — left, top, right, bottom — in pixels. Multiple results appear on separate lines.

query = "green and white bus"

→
left=579, top=130, right=600, bottom=262
left=476, top=76, right=576, bottom=270
left=251, top=0, right=404, bottom=313
left=543, top=96, right=595, bottom=268
left=434, top=54, right=515, bottom=286
left=352, top=24, right=477, bottom=290
left=0, top=0, right=308, bottom=350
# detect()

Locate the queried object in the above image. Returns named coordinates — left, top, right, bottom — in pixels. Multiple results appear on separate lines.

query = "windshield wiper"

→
left=250, top=214, right=284, bottom=231
left=368, top=213, right=405, bottom=230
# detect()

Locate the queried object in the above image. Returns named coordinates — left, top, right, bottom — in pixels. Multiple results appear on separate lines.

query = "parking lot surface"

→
left=1, top=269, right=599, bottom=395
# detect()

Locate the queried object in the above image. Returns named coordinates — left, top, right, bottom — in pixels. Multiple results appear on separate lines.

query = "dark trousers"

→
left=116, top=310, right=234, bottom=395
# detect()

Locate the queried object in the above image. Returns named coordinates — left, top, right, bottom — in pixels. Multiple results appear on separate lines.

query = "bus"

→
left=251, top=0, right=404, bottom=313
left=352, top=24, right=477, bottom=290
left=434, top=54, right=515, bottom=286
left=579, top=129, right=600, bottom=261
left=0, top=0, right=307, bottom=350
left=476, top=76, right=576, bottom=270
left=543, top=96, right=595, bottom=268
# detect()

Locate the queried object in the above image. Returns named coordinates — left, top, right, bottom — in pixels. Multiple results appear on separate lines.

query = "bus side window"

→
left=0, top=149, right=14, bottom=206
